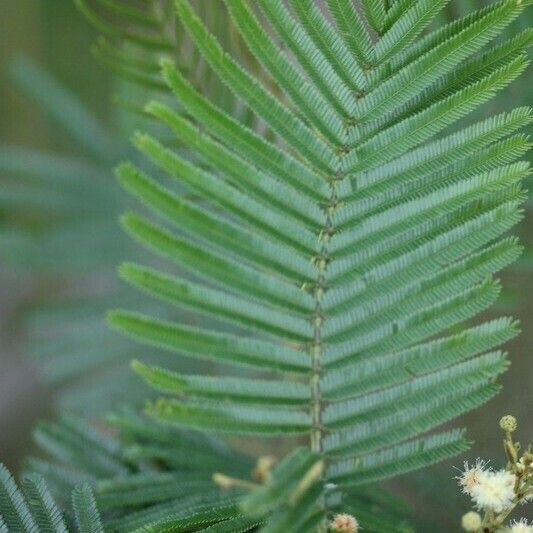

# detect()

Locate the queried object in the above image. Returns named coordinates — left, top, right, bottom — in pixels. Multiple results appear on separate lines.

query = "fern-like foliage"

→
left=75, top=0, right=258, bottom=124
left=11, top=414, right=409, bottom=532
left=0, top=463, right=103, bottom=533
left=105, top=0, right=532, bottom=527
left=0, top=415, right=248, bottom=531
left=75, top=0, right=176, bottom=97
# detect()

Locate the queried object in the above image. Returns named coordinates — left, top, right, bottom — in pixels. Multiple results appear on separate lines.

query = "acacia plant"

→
left=1, top=0, right=532, bottom=531
left=107, top=0, right=532, bottom=529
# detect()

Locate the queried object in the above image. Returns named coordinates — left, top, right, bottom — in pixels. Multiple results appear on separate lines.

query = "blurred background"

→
left=0, top=1, right=531, bottom=530
left=0, top=0, right=111, bottom=464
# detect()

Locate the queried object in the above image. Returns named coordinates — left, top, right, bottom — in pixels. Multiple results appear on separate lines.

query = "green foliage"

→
left=2, top=1, right=530, bottom=427
left=0, top=463, right=101, bottom=533
left=103, top=0, right=532, bottom=528
left=0, top=57, right=140, bottom=415
left=71, top=486, right=104, bottom=533
left=0, top=415, right=255, bottom=531
left=1, top=415, right=409, bottom=532
left=75, top=0, right=255, bottom=123
left=1, top=0, right=531, bottom=531
left=0, top=0, right=255, bottom=415
left=240, top=448, right=324, bottom=532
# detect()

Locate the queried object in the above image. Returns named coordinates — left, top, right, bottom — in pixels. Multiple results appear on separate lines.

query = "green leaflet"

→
left=323, top=318, right=519, bottom=399
left=325, top=238, right=522, bottom=341
left=257, top=0, right=354, bottom=117
left=361, top=0, right=388, bottom=35
left=33, top=417, right=128, bottom=480
left=381, top=29, right=533, bottom=129
left=74, top=0, right=172, bottom=51
left=116, top=497, right=240, bottom=533
left=120, top=213, right=314, bottom=314
left=22, top=475, right=68, bottom=532
left=325, top=0, right=375, bottom=68
left=288, top=0, right=367, bottom=92
left=384, top=0, right=418, bottom=32
left=360, top=1, right=523, bottom=120
left=324, top=385, right=500, bottom=455
left=145, top=399, right=311, bottom=435
left=374, top=0, right=449, bottom=64
left=72, top=486, right=104, bottom=533
left=326, top=278, right=502, bottom=368
left=119, top=263, right=312, bottom=341
left=95, top=0, right=161, bottom=28
left=347, top=106, right=532, bottom=199
left=106, top=411, right=254, bottom=477
left=328, top=203, right=523, bottom=308
left=327, top=430, right=470, bottom=486
left=348, top=54, right=529, bottom=172
left=174, top=0, right=336, bottom=173
left=393, top=1, right=512, bottom=71
left=342, top=135, right=529, bottom=225
left=334, top=162, right=529, bottom=256
left=226, top=0, right=346, bottom=142
left=132, top=361, right=310, bottom=406
left=198, top=515, right=263, bottom=532
left=129, top=133, right=321, bottom=257
left=146, top=101, right=324, bottom=232
left=109, top=310, right=310, bottom=373
left=95, top=472, right=215, bottom=511
left=159, top=61, right=330, bottom=201
left=323, top=352, right=507, bottom=428
left=117, top=162, right=315, bottom=281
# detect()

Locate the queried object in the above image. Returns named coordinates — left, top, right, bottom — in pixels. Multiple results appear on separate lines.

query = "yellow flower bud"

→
left=461, top=511, right=482, bottom=531
left=500, top=415, right=518, bottom=432
left=330, top=513, right=359, bottom=533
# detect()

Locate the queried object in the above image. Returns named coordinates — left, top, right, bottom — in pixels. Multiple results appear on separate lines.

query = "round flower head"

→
left=461, top=511, right=482, bottom=531
left=500, top=415, right=518, bottom=432
left=456, top=459, right=489, bottom=495
left=330, top=513, right=359, bottom=533
left=507, top=518, right=533, bottom=533
left=471, top=469, right=515, bottom=513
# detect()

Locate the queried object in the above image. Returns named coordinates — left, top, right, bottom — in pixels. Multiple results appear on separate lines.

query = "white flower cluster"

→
left=458, top=418, right=531, bottom=532
left=458, top=459, right=516, bottom=513
left=516, top=457, right=533, bottom=501
left=507, top=518, right=533, bottom=533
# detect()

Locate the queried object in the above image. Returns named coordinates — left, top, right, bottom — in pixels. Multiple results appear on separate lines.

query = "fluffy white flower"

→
left=457, top=459, right=489, bottom=495
left=471, top=469, right=516, bottom=512
left=508, top=518, right=533, bottom=533
left=461, top=511, right=482, bottom=531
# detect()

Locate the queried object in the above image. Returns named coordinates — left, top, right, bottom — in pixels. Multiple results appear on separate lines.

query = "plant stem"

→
left=309, top=191, right=329, bottom=532
left=309, top=119, right=356, bottom=533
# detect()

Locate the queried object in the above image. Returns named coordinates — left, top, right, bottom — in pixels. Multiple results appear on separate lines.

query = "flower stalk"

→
left=458, top=415, right=532, bottom=532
